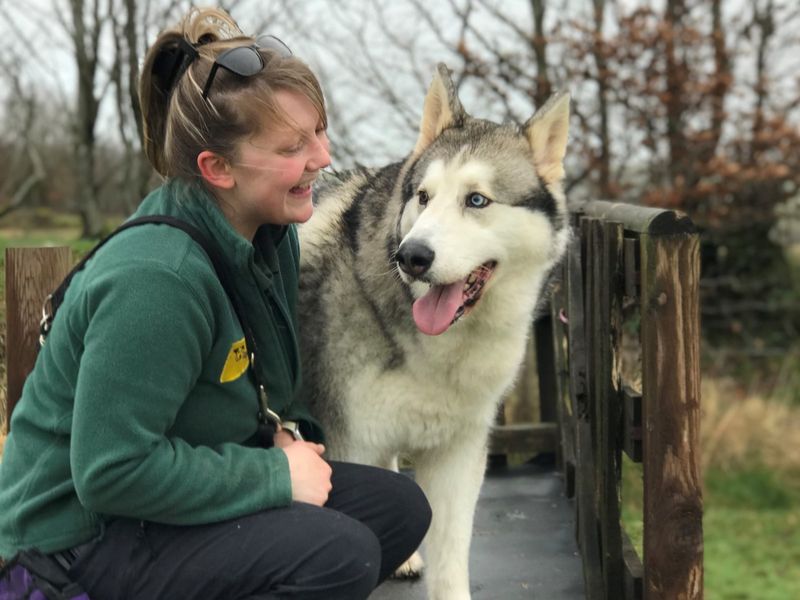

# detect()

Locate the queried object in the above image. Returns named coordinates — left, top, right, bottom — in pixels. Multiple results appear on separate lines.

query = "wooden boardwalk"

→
left=372, top=462, right=586, bottom=600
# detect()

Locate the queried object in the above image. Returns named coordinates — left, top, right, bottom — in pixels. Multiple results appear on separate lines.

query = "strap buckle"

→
left=39, top=294, right=54, bottom=347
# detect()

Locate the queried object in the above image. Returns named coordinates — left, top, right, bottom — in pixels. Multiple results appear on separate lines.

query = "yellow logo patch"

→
left=220, top=338, right=249, bottom=383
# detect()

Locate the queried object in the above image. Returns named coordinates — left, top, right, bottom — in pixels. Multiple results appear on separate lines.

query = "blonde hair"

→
left=139, top=7, right=327, bottom=179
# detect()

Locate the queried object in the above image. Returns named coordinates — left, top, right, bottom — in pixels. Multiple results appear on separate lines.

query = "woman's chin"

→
left=287, top=200, right=314, bottom=224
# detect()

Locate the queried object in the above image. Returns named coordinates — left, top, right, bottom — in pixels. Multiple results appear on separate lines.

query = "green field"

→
left=622, top=458, right=800, bottom=599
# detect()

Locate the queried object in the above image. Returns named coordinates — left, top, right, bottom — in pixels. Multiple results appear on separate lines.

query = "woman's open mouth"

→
left=289, top=183, right=313, bottom=197
left=411, top=261, right=497, bottom=336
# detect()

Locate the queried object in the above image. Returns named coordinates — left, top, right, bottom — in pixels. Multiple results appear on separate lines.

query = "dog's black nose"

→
left=397, top=241, right=435, bottom=277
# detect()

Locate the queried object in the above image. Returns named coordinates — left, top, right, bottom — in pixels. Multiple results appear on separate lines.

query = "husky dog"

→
left=298, top=64, right=570, bottom=600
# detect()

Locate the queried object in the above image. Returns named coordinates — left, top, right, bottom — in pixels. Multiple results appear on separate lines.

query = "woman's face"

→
left=225, top=89, right=331, bottom=238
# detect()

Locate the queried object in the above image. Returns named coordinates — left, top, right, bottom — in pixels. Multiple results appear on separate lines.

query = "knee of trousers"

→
left=320, top=521, right=382, bottom=591
left=390, top=472, right=433, bottom=542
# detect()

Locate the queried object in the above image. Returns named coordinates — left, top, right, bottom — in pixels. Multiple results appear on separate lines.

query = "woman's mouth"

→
left=290, top=183, right=313, bottom=197
left=290, top=174, right=318, bottom=197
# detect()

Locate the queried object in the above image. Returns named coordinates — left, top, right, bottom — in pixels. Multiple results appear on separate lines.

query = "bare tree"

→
left=64, top=0, right=108, bottom=236
left=591, top=0, right=612, bottom=197
left=0, top=67, right=46, bottom=219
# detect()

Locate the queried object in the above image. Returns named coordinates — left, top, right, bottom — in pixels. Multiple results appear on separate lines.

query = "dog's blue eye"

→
left=418, top=190, right=429, bottom=206
left=467, top=193, right=491, bottom=208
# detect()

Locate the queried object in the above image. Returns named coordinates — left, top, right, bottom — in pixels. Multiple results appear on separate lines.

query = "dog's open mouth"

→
left=412, top=261, right=497, bottom=336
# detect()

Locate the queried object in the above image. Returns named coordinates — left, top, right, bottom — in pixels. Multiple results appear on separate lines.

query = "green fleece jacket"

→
left=0, top=179, right=323, bottom=558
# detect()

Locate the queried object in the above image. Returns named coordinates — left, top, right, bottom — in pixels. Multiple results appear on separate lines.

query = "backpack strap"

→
left=38, top=215, right=281, bottom=441
left=0, top=549, right=89, bottom=600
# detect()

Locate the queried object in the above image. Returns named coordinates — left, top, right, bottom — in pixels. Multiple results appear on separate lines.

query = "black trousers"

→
left=65, top=461, right=431, bottom=599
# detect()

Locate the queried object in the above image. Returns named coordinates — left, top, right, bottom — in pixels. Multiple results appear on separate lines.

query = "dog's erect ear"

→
left=413, top=63, right=466, bottom=155
left=523, top=91, right=571, bottom=185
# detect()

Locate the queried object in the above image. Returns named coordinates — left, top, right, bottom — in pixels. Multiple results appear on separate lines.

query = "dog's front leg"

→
left=414, top=431, right=488, bottom=600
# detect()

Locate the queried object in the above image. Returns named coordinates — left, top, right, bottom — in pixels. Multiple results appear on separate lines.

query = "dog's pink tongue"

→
left=412, top=280, right=466, bottom=336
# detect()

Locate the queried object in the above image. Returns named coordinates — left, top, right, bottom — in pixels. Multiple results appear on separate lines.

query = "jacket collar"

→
left=142, top=179, right=287, bottom=276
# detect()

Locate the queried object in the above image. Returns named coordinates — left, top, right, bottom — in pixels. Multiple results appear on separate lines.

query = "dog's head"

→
left=395, top=63, right=571, bottom=336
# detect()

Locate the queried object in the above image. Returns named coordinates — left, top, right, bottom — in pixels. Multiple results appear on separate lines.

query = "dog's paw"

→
left=392, top=551, right=424, bottom=579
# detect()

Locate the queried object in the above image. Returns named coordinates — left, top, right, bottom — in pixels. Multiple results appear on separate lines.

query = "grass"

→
left=620, top=376, right=800, bottom=599
left=622, top=460, right=800, bottom=600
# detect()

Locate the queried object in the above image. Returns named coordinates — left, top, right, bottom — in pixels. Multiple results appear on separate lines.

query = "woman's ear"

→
left=197, top=151, right=235, bottom=189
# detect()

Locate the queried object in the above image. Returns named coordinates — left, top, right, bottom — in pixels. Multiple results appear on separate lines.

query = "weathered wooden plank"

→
left=550, top=266, right=576, bottom=496
left=640, top=233, right=703, bottom=600
left=624, top=237, right=640, bottom=301
left=573, top=200, right=696, bottom=236
left=570, top=218, right=606, bottom=598
left=599, top=221, right=624, bottom=599
left=571, top=228, right=589, bottom=418
left=587, top=219, right=624, bottom=599
left=4, top=247, right=72, bottom=430
left=623, top=386, right=643, bottom=463
left=564, top=234, right=585, bottom=499
left=575, top=418, right=603, bottom=600
left=488, top=423, right=558, bottom=455
left=535, top=313, right=558, bottom=424
left=623, top=529, right=644, bottom=600
left=503, top=331, right=539, bottom=425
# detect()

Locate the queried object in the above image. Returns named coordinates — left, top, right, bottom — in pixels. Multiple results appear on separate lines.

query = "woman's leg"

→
left=67, top=461, right=429, bottom=599
left=69, top=505, right=380, bottom=600
left=325, top=461, right=431, bottom=582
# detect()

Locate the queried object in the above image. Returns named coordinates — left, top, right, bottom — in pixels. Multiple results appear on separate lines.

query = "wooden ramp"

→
left=372, top=463, right=586, bottom=599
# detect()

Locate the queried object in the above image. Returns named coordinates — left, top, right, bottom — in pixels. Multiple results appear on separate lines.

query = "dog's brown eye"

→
left=418, top=190, right=429, bottom=206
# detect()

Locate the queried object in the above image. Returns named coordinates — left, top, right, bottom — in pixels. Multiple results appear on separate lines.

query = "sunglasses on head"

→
left=162, top=35, right=292, bottom=100
left=201, top=35, right=293, bottom=99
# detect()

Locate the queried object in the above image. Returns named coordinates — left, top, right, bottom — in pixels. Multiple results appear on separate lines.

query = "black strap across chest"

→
left=39, top=215, right=280, bottom=443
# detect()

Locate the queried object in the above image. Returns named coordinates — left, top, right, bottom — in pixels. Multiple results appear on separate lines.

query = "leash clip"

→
left=257, top=384, right=282, bottom=428
left=39, top=294, right=54, bottom=347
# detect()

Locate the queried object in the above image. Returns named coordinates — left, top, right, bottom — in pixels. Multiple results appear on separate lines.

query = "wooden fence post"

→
left=4, top=247, right=72, bottom=431
left=551, top=200, right=702, bottom=600
left=640, top=234, right=703, bottom=599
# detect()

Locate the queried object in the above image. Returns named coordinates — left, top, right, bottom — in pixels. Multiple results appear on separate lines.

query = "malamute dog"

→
left=298, top=63, right=570, bottom=600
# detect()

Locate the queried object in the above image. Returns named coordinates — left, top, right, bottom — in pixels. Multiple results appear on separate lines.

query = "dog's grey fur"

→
left=298, top=63, right=571, bottom=600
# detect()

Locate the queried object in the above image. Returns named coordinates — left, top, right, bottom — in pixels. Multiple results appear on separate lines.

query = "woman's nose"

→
left=309, top=134, right=331, bottom=171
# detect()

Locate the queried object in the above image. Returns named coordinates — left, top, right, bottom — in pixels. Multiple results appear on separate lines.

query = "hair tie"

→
left=196, top=33, right=215, bottom=47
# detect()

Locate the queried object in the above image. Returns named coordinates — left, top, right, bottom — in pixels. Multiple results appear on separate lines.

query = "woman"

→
left=0, top=7, right=430, bottom=599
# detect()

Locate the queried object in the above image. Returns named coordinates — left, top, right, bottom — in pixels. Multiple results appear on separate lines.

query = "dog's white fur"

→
left=299, top=65, right=570, bottom=600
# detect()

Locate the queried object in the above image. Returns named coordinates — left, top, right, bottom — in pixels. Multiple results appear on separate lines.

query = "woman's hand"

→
left=281, top=440, right=332, bottom=506
left=273, top=429, right=295, bottom=449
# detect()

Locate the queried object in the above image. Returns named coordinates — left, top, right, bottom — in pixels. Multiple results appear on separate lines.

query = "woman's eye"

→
left=466, top=193, right=491, bottom=208
left=283, top=139, right=305, bottom=154
left=418, top=190, right=429, bottom=206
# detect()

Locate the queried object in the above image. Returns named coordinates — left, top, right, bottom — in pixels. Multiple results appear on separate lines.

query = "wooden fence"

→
left=543, top=200, right=703, bottom=599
